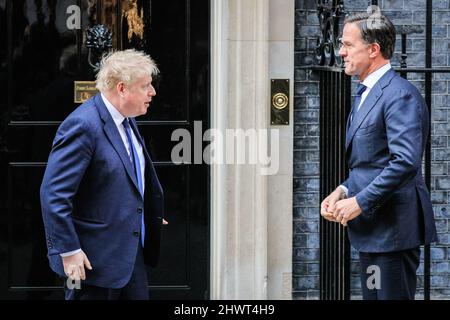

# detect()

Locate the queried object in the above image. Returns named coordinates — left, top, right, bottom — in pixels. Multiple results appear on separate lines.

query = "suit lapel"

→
left=345, top=68, right=396, bottom=150
left=129, top=118, right=151, bottom=163
left=129, top=118, right=163, bottom=195
left=93, top=94, right=140, bottom=193
left=345, top=85, right=382, bottom=149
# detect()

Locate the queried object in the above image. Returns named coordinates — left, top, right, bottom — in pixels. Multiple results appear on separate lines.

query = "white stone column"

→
left=227, top=0, right=270, bottom=299
left=210, top=0, right=228, bottom=300
left=267, top=0, right=294, bottom=300
left=211, top=0, right=270, bottom=299
left=211, top=0, right=293, bottom=300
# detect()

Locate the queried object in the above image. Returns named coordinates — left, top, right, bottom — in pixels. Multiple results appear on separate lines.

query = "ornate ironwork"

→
left=85, top=25, right=113, bottom=70
left=315, top=0, right=346, bottom=67
left=396, top=25, right=424, bottom=71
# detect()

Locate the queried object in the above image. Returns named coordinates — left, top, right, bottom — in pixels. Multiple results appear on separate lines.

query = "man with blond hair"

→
left=41, top=49, right=165, bottom=300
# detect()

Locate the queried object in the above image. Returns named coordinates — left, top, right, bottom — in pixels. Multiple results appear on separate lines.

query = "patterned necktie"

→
left=123, top=118, right=145, bottom=248
left=350, top=83, right=367, bottom=124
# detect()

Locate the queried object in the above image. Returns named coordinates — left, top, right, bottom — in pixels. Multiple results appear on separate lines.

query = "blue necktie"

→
left=123, top=118, right=145, bottom=247
left=350, top=83, right=367, bottom=124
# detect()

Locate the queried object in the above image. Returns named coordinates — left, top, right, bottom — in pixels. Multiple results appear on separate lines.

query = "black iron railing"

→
left=319, top=68, right=351, bottom=300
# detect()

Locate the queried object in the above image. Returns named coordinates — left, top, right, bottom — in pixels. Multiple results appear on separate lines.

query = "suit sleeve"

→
left=40, top=116, right=94, bottom=256
left=355, top=89, right=424, bottom=215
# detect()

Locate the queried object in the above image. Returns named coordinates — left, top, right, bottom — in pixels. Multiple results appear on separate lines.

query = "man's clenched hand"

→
left=320, top=187, right=347, bottom=222
left=62, top=250, right=92, bottom=281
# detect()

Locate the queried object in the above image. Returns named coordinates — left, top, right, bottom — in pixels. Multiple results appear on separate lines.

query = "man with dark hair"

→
left=320, top=13, right=437, bottom=299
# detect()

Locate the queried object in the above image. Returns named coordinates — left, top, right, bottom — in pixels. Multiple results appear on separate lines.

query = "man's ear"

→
left=369, top=42, right=381, bottom=58
left=116, top=82, right=125, bottom=97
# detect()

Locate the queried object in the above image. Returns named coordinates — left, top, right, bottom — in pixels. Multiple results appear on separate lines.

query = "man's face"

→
left=121, top=76, right=156, bottom=117
left=339, top=23, right=372, bottom=79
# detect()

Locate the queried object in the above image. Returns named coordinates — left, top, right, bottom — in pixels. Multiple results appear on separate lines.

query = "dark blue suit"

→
left=40, top=94, right=164, bottom=293
left=342, top=69, right=437, bottom=299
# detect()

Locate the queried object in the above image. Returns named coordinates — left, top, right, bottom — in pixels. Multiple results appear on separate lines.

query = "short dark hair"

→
left=344, top=13, right=396, bottom=59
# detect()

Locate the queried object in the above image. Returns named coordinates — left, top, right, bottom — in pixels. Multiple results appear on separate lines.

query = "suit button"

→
left=137, top=208, right=143, bottom=214
left=133, top=231, right=140, bottom=237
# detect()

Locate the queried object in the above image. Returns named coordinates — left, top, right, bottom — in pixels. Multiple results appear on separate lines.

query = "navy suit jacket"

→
left=342, top=68, right=437, bottom=253
left=40, top=93, right=164, bottom=288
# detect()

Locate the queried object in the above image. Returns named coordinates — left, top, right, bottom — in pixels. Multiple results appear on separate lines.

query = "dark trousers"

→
left=359, top=247, right=420, bottom=300
left=65, top=246, right=149, bottom=300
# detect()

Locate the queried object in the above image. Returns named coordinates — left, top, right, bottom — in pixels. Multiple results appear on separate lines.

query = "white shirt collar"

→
left=361, top=62, right=392, bottom=90
left=100, top=93, right=125, bottom=127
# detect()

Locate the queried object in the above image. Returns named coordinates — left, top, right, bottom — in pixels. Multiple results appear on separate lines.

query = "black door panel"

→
left=0, top=0, right=209, bottom=299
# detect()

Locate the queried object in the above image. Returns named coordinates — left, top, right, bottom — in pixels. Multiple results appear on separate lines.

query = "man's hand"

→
left=320, top=187, right=347, bottom=222
left=333, top=197, right=362, bottom=226
left=62, top=250, right=92, bottom=281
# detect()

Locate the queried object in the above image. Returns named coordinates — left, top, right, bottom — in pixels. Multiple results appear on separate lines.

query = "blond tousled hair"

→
left=95, top=49, right=159, bottom=92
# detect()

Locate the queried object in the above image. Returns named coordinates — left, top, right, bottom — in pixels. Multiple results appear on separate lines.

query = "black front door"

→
left=0, top=0, right=209, bottom=299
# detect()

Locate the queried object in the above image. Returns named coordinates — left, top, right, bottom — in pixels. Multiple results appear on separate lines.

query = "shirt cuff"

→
left=338, top=185, right=348, bottom=197
left=60, top=249, right=81, bottom=257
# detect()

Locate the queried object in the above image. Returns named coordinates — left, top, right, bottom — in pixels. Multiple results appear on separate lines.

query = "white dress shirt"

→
left=60, top=93, right=146, bottom=257
left=339, top=62, right=392, bottom=197
left=356, top=62, right=392, bottom=111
